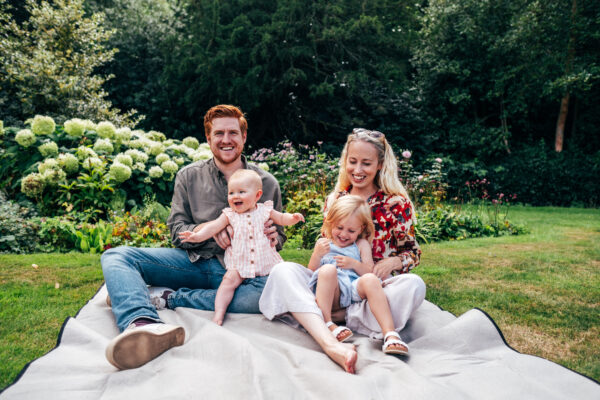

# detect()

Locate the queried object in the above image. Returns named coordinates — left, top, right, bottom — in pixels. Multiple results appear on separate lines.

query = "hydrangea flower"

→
left=58, top=153, right=79, bottom=174
left=128, top=139, right=146, bottom=149
left=31, top=115, right=56, bottom=135
left=149, top=166, right=164, bottom=178
left=435, top=157, right=443, bottom=163
left=258, top=162, right=269, bottom=172
left=82, top=156, right=103, bottom=170
left=38, top=158, right=59, bottom=174
left=125, top=149, right=149, bottom=163
left=174, top=156, right=185, bottom=165
left=15, top=129, right=36, bottom=147
left=131, top=129, right=145, bottom=139
left=155, top=153, right=170, bottom=165
left=21, top=173, right=45, bottom=197
left=192, top=150, right=212, bottom=162
left=76, top=146, right=97, bottom=160
left=402, top=150, right=411, bottom=159
left=133, top=162, right=146, bottom=171
left=42, top=168, right=66, bottom=185
left=0, top=120, right=4, bottom=136
left=183, top=136, right=200, bottom=150
left=199, top=142, right=210, bottom=151
left=109, top=162, right=132, bottom=183
left=115, top=153, right=133, bottom=167
left=163, top=139, right=174, bottom=147
left=147, top=142, right=165, bottom=156
left=83, top=120, right=97, bottom=131
left=146, top=130, right=166, bottom=142
left=96, top=121, right=116, bottom=139
left=93, top=138, right=114, bottom=154
left=63, top=118, right=86, bottom=136
left=115, top=127, right=132, bottom=142
left=161, top=160, right=178, bottom=174
left=38, top=141, right=59, bottom=157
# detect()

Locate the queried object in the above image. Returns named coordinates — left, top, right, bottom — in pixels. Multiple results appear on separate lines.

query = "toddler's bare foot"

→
left=324, top=342, right=357, bottom=374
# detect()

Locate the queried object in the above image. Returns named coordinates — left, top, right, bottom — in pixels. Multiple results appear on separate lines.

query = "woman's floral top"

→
left=324, top=189, right=421, bottom=274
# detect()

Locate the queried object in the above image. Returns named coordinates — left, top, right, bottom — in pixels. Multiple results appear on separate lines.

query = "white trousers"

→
left=259, top=262, right=426, bottom=339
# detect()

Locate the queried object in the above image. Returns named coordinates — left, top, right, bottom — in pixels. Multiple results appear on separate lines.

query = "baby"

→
left=179, top=169, right=304, bottom=325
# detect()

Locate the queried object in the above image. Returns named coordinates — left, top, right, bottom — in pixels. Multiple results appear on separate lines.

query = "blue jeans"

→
left=101, top=246, right=267, bottom=331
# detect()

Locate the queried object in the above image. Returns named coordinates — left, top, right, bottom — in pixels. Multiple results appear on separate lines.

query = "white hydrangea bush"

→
left=4, top=115, right=216, bottom=212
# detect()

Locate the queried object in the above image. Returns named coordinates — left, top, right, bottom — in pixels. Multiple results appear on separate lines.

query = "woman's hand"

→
left=373, top=257, right=401, bottom=280
left=313, top=238, right=331, bottom=258
left=333, top=255, right=360, bottom=270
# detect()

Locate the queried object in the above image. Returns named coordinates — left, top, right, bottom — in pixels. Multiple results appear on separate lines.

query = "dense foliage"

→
left=0, top=0, right=137, bottom=126
left=2, top=0, right=599, bottom=207
left=0, top=116, right=524, bottom=252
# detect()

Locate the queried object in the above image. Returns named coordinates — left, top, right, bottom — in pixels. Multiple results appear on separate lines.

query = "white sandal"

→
left=326, top=321, right=353, bottom=342
left=382, top=331, right=409, bottom=355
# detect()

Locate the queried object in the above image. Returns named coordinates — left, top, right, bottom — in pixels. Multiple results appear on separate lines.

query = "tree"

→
left=412, top=0, right=600, bottom=160
left=157, top=0, right=421, bottom=146
left=0, top=0, right=138, bottom=125
left=86, top=0, right=183, bottom=133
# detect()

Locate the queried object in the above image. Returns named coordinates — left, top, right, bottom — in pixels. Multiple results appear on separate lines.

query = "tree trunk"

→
left=555, top=92, right=569, bottom=152
left=555, top=0, right=577, bottom=152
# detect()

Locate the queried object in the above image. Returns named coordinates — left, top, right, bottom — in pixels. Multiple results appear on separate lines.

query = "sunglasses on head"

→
left=352, top=128, right=385, bottom=139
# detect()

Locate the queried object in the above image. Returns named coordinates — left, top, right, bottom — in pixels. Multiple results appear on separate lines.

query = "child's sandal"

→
left=382, top=331, right=409, bottom=355
left=326, top=321, right=353, bottom=342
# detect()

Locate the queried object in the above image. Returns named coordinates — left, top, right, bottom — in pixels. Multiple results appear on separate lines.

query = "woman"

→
left=259, top=128, right=426, bottom=373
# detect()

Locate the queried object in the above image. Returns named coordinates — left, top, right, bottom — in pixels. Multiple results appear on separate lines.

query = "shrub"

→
left=249, top=141, right=338, bottom=203
left=35, top=216, right=77, bottom=252
left=283, top=188, right=325, bottom=249
left=0, top=194, right=39, bottom=253
left=415, top=204, right=527, bottom=243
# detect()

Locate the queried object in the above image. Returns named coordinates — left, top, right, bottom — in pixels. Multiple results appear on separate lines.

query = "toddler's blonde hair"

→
left=229, top=169, right=262, bottom=191
left=321, top=195, right=375, bottom=243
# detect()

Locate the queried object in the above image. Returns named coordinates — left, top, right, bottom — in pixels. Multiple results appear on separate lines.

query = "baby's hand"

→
left=292, top=213, right=305, bottom=223
left=179, top=231, right=200, bottom=243
left=313, top=238, right=331, bottom=257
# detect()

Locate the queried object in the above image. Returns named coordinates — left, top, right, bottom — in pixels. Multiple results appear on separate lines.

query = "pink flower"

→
left=435, top=157, right=442, bottom=163
left=317, top=141, right=323, bottom=145
left=402, top=150, right=411, bottom=159
left=417, top=175, right=424, bottom=181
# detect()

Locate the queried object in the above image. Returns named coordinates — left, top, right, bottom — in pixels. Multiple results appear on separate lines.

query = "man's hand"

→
left=264, top=218, right=279, bottom=247
left=213, top=224, right=234, bottom=249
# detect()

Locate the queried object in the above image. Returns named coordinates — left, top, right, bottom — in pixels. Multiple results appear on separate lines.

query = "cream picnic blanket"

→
left=1, top=284, right=598, bottom=399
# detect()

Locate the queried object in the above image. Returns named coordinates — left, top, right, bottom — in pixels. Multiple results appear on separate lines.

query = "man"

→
left=102, top=105, right=285, bottom=370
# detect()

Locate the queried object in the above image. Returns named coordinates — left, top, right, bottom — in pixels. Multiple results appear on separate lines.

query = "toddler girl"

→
left=179, top=169, right=304, bottom=325
left=307, top=195, right=408, bottom=355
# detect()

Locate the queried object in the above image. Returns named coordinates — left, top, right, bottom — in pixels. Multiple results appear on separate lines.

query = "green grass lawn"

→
left=1, top=205, right=598, bottom=389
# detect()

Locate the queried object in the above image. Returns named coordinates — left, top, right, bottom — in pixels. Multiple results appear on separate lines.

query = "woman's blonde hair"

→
left=334, top=129, right=411, bottom=202
left=321, top=195, right=375, bottom=243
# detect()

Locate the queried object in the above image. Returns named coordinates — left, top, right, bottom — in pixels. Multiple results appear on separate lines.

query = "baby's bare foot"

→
left=212, top=311, right=225, bottom=326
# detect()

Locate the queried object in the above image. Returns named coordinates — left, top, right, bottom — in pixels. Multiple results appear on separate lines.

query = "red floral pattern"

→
left=325, top=189, right=421, bottom=274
